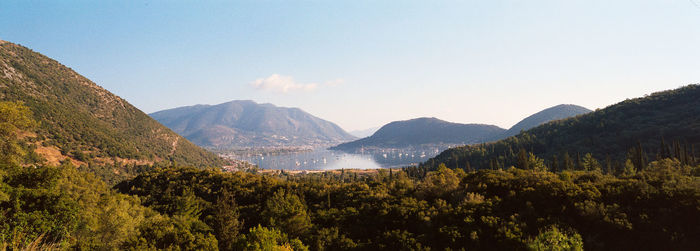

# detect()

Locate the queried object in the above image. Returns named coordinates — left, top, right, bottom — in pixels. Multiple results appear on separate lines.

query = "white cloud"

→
left=325, top=78, right=345, bottom=87
left=251, top=74, right=317, bottom=93
left=251, top=74, right=343, bottom=93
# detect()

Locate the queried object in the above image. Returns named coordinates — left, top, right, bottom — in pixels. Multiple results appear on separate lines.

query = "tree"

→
left=419, top=163, right=460, bottom=198
left=239, top=225, right=308, bottom=251
left=582, top=153, right=601, bottom=172
left=562, top=152, right=574, bottom=171
left=604, top=155, right=613, bottom=174
left=659, top=137, right=669, bottom=159
left=691, top=144, right=697, bottom=165
left=0, top=101, right=35, bottom=167
left=632, top=141, right=648, bottom=170
left=623, top=159, right=637, bottom=176
left=174, top=189, right=204, bottom=219
left=575, top=153, right=583, bottom=170
left=262, top=189, right=312, bottom=237
left=550, top=156, right=560, bottom=172
left=673, top=140, right=681, bottom=160
left=528, top=153, right=547, bottom=171
left=682, top=143, right=690, bottom=165
left=518, top=148, right=530, bottom=170
left=213, top=189, right=243, bottom=251
left=527, top=226, right=583, bottom=251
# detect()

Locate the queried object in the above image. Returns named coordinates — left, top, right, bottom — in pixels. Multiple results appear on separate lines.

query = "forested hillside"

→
left=423, top=85, right=700, bottom=172
left=0, top=41, right=224, bottom=182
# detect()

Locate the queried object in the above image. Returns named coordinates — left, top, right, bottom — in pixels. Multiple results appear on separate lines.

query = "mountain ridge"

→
left=349, top=126, right=380, bottom=138
left=0, top=41, right=225, bottom=182
left=150, top=100, right=357, bottom=149
left=422, top=85, right=700, bottom=171
left=331, top=117, right=505, bottom=151
left=332, top=104, right=590, bottom=152
left=502, top=104, right=591, bottom=138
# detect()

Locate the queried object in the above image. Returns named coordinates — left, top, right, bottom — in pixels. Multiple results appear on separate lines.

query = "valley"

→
left=0, top=39, right=697, bottom=251
left=1, top=2, right=699, bottom=249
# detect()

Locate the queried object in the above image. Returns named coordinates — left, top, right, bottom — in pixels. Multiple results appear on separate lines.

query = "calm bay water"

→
left=240, top=149, right=442, bottom=170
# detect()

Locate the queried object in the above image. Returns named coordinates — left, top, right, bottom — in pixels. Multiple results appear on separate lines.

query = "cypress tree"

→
left=634, top=141, right=647, bottom=170
left=673, top=140, right=681, bottom=160
left=327, top=192, right=332, bottom=208
left=563, top=152, right=573, bottom=171
left=452, top=154, right=459, bottom=170
left=614, top=160, right=623, bottom=176
left=691, top=144, right=697, bottom=165
left=659, top=137, right=669, bottom=159
left=576, top=152, right=582, bottom=170
left=507, top=146, right=515, bottom=159
left=551, top=155, right=559, bottom=172
left=214, top=189, right=243, bottom=250
left=517, top=148, right=529, bottom=170
left=605, top=155, right=613, bottom=175
left=681, top=143, right=689, bottom=165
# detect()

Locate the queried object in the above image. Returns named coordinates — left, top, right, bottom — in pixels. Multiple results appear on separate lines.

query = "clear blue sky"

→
left=2, top=0, right=699, bottom=131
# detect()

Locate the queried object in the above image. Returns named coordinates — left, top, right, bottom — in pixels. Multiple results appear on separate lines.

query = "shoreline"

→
left=257, top=168, right=399, bottom=175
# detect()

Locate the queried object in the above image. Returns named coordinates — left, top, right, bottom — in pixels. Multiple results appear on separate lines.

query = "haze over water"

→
left=239, top=148, right=444, bottom=170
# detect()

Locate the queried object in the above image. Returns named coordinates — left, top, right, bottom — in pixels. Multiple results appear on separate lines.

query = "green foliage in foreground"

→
left=2, top=101, right=699, bottom=250
left=114, top=161, right=700, bottom=250
left=2, top=157, right=700, bottom=251
left=0, top=101, right=219, bottom=250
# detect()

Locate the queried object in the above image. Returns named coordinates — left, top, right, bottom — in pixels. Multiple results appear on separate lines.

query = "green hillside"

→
left=422, top=85, right=700, bottom=171
left=0, top=40, right=224, bottom=182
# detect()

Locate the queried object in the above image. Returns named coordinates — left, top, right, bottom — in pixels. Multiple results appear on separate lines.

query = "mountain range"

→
left=0, top=40, right=224, bottom=182
left=150, top=101, right=356, bottom=149
left=332, top=104, right=591, bottom=152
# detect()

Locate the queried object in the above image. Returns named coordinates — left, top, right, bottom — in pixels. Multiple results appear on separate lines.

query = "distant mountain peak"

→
left=151, top=100, right=356, bottom=149
left=349, top=126, right=381, bottom=138
left=503, top=104, right=591, bottom=137
left=333, top=104, right=591, bottom=152
left=332, top=117, right=505, bottom=151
